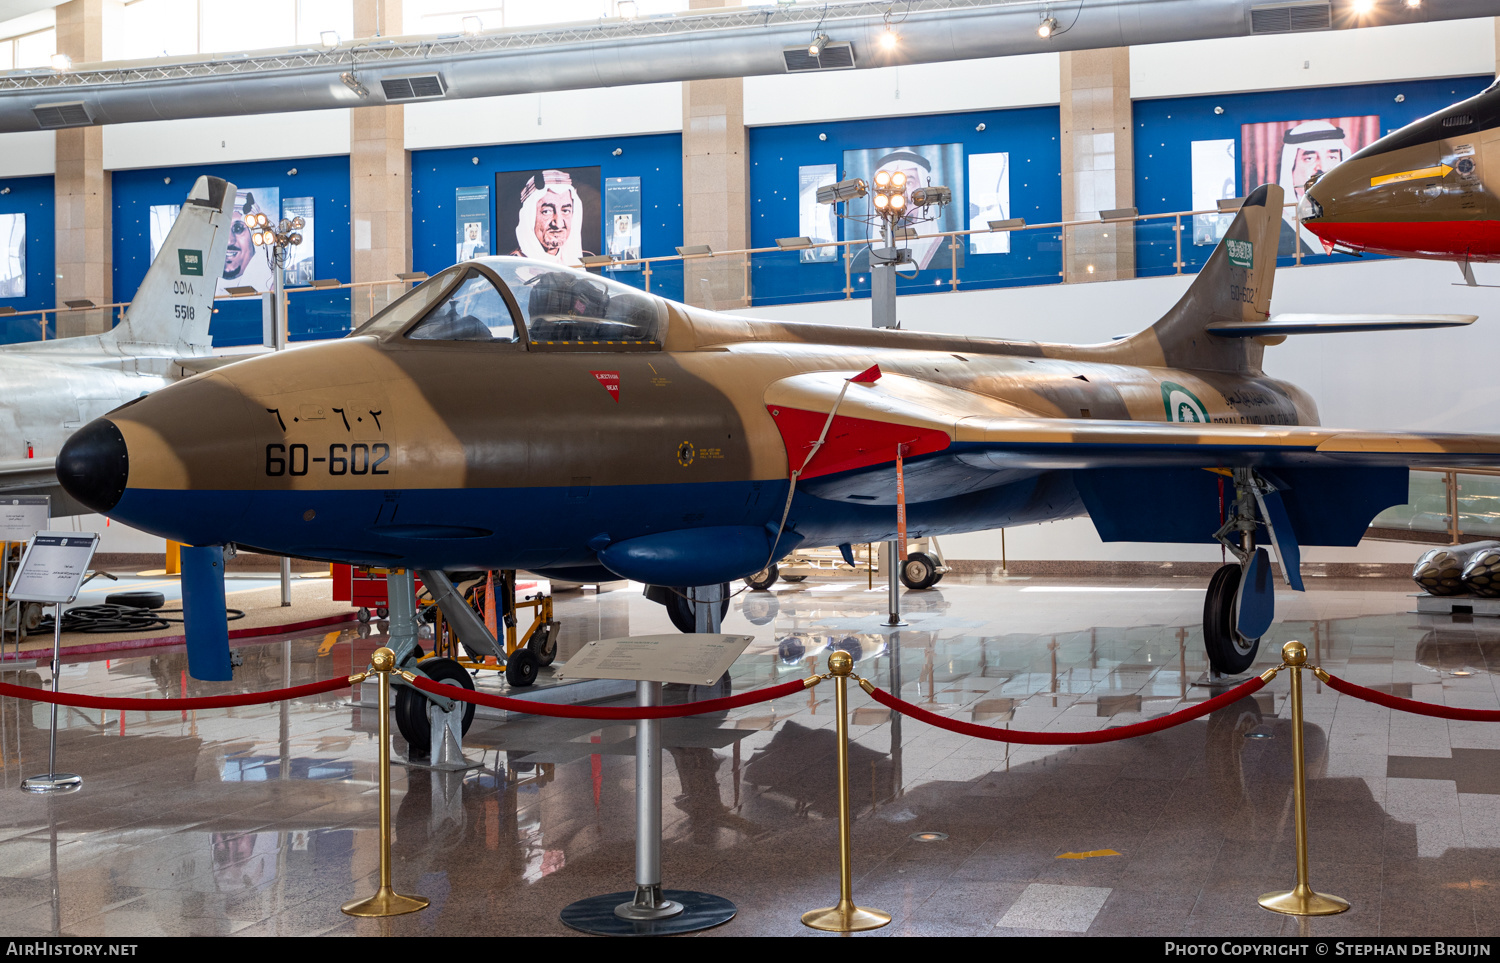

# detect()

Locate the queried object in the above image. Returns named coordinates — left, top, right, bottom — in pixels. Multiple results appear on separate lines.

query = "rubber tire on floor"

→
left=781, top=575, right=807, bottom=583
left=665, top=586, right=732, bottom=633
left=1203, top=563, right=1260, bottom=675
left=394, top=657, right=476, bottom=755
left=745, top=564, right=778, bottom=591
left=527, top=622, right=557, bottom=666
left=899, top=553, right=940, bottom=590
left=506, top=648, right=540, bottom=687
left=105, top=591, right=166, bottom=610
left=357, top=607, right=371, bottom=623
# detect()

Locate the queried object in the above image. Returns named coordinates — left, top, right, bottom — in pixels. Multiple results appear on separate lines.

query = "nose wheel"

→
left=1203, top=563, right=1259, bottom=676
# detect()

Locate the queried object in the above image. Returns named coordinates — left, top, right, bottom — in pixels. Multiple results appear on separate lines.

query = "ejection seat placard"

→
left=8, top=532, right=99, bottom=604
left=0, top=496, right=48, bottom=543
left=557, top=633, right=753, bottom=686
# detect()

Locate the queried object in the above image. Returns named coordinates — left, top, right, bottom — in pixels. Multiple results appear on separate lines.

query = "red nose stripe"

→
left=1304, top=219, right=1500, bottom=261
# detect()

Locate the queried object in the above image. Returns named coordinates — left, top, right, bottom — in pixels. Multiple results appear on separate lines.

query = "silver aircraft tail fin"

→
left=106, top=176, right=235, bottom=355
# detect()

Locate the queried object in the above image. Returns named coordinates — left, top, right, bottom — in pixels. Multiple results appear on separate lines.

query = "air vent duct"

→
left=782, top=41, right=856, bottom=73
left=379, top=73, right=446, bottom=101
left=1249, top=1, right=1331, bottom=33
left=32, top=101, right=92, bottom=128
left=1442, top=114, right=1473, bottom=127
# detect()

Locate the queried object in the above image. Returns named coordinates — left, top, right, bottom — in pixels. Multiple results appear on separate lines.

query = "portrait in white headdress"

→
left=511, top=170, right=587, bottom=266
left=1277, top=120, right=1347, bottom=256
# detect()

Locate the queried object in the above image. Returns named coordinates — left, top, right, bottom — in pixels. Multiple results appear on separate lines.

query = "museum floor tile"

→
left=0, top=574, right=1494, bottom=937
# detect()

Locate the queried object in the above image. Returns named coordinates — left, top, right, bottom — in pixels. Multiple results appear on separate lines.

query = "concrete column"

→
left=681, top=0, right=749, bottom=310
left=1059, top=48, right=1134, bottom=283
left=53, top=0, right=109, bottom=337
left=349, top=0, right=409, bottom=326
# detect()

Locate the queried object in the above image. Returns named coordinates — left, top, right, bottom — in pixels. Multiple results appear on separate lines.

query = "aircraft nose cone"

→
left=57, top=419, right=129, bottom=514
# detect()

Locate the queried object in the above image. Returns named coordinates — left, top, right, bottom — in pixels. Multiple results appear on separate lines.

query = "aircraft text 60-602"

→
left=265, top=443, right=391, bottom=477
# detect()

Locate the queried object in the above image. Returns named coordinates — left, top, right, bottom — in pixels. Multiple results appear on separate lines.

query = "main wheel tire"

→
left=527, top=622, right=558, bottom=666
left=899, top=552, right=940, bottom=590
left=665, top=585, right=732, bottom=633
left=781, top=574, right=807, bottom=583
left=1203, top=563, right=1260, bottom=675
left=105, top=591, right=166, bottom=610
left=745, top=565, right=778, bottom=591
left=506, top=648, right=540, bottom=687
left=393, top=657, right=476, bottom=754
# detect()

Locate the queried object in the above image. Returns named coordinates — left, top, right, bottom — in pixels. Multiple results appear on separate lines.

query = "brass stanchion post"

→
left=802, top=651, right=890, bottom=932
left=1259, top=640, right=1349, bottom=917
left=343, top=647, right=429, bottom=918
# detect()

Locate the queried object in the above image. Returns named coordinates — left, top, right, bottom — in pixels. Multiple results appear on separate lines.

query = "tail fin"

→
left=1122, top=183, right=1283, bottom=373
left=106, top=175, right=235, bottom=354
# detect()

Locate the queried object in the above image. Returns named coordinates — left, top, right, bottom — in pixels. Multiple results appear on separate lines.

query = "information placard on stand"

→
left=10, top=532, right=98, bottom=604
left=559, top=633, right=751, bottom=936
left=13, top=531, right=98, bottom=796
left=0, top=496, right=48, bottom=543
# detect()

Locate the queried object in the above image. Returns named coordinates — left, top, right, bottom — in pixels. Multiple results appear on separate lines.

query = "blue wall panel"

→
left=411, top=133, right=685, bottom=301
left=113, top=156, right=351, bottom=347
left=748, top=106, right=1063, bottom=307
left=1133, top=75, right=1492, bottom=277
left=0, top=175, right=54, bottom=344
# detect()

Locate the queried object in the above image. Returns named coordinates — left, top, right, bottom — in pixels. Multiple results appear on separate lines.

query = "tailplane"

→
left=105, top=175, right=234, bottom=356
left=1117, top=183, right=1283, bottom=373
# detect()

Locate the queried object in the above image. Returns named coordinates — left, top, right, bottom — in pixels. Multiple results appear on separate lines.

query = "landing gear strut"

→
left=1203, top=468, right=1277, bottom=677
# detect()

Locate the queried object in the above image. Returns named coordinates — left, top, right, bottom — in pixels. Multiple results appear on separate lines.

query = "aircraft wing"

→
left=766, top=371, right=1500, bottom=546
left=0, top=457, right=85, bottom=517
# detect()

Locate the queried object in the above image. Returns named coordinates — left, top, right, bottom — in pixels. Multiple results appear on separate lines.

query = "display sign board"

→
left=557, top=633, right=752, bottom=686
left=8, top=532, right=98, bottom=604
left=0, top=496, right=48, bottom=542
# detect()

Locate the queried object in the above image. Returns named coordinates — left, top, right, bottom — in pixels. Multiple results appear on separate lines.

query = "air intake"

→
left=782, top=41, right=856, bottom=73
left=1249, top=1, right=1331, bottom=33
left=32, top=101, right=92, bottom=129
left=379, top=73, right=447, bottom=101
left=1443, top=114, right=1473, bottom=127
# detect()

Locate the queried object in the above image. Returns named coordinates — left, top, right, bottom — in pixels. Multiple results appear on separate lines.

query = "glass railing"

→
left=1371, top=469, right=1500, bottom=544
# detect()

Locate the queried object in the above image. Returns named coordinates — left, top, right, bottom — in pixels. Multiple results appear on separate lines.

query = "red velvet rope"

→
left=0, top=675, right=358, bottom=711
left=865, top=675, right=1268, bottom=745
left=1320, top=671, right=1500, bottom=722
left=406, top=673, right=812, bottom=719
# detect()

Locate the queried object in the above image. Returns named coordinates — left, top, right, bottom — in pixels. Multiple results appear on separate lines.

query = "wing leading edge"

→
left=765, top=371, right=1500, bottom=546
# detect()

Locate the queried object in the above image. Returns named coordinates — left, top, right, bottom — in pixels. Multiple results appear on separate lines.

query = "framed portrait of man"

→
left=1241, top=116, right=1379, bottom=256
left=495, top=167, right=602, bottom=268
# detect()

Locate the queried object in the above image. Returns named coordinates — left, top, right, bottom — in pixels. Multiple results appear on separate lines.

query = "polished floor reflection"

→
left=0, top=574, right=1495, bottom=936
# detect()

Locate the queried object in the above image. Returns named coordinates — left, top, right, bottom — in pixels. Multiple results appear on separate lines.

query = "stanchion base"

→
left=882, top=618, right=908, bottom=628
left=341, top=885, right=430, bottom=918
left=561, top=890, right=735, bottom=935
left=22, top=773, right=80, bottom=794
left=1192, top=670, right=1251, bottom=689
left=1258, top=887, right=1350, bottom=917
left=802, top=901, right=892, bottom=932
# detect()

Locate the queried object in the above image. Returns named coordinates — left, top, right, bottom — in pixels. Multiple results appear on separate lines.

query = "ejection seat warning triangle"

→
left=591, top=370, right=620, bottom=402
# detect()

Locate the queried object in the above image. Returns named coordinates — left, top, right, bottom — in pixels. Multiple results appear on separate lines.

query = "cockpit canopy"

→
left=354, top=257, right=664, bottom=350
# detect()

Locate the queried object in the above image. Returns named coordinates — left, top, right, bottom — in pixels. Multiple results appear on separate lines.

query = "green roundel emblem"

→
left=1161, top=381, right=1208, bottom=423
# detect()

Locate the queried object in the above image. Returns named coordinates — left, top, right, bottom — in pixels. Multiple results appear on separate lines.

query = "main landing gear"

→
left=1202, top=468, right=1290, bottom=677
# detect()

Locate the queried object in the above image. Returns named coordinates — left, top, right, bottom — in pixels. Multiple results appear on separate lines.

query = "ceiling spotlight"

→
left=808, top=32, right=829, bottom=57
left=1403, top=0, right=1420, bottom=6
left=874, top=170, right=891, bottom=188
left=339, top=72, right=369, bottom=98
left=880, top=25, right=898, bottom=50
left=287, top=167, right=298, bottom=176
left=49, top=53, right=71, bottom=72
left=1351, top=0, right=1375, bottom=12
left=617, top=0, right=639, bottom=19
left=612, top=147, right=623, bottom=156
left=815, top=177, right=867, bottom=204
left=461, top=16, right=482, bottom=35
left=320, top=30, right=339, bottom=47
left=1037, top=17, right=1058, bottom=38
left=874, top=194, right=889, bottom=211
left=890, top=171, right=906, bottom=190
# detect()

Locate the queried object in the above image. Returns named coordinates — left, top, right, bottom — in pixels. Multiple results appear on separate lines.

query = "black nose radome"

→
left=58, top=419, right=128, bottom=514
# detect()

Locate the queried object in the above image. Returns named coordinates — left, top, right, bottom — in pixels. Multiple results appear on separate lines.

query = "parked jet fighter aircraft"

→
left=0, top=174, right=233, bottom=512
left=55, top=184, right=1500, bottom=691
left=1300, top=79, right=1499, bottom=276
